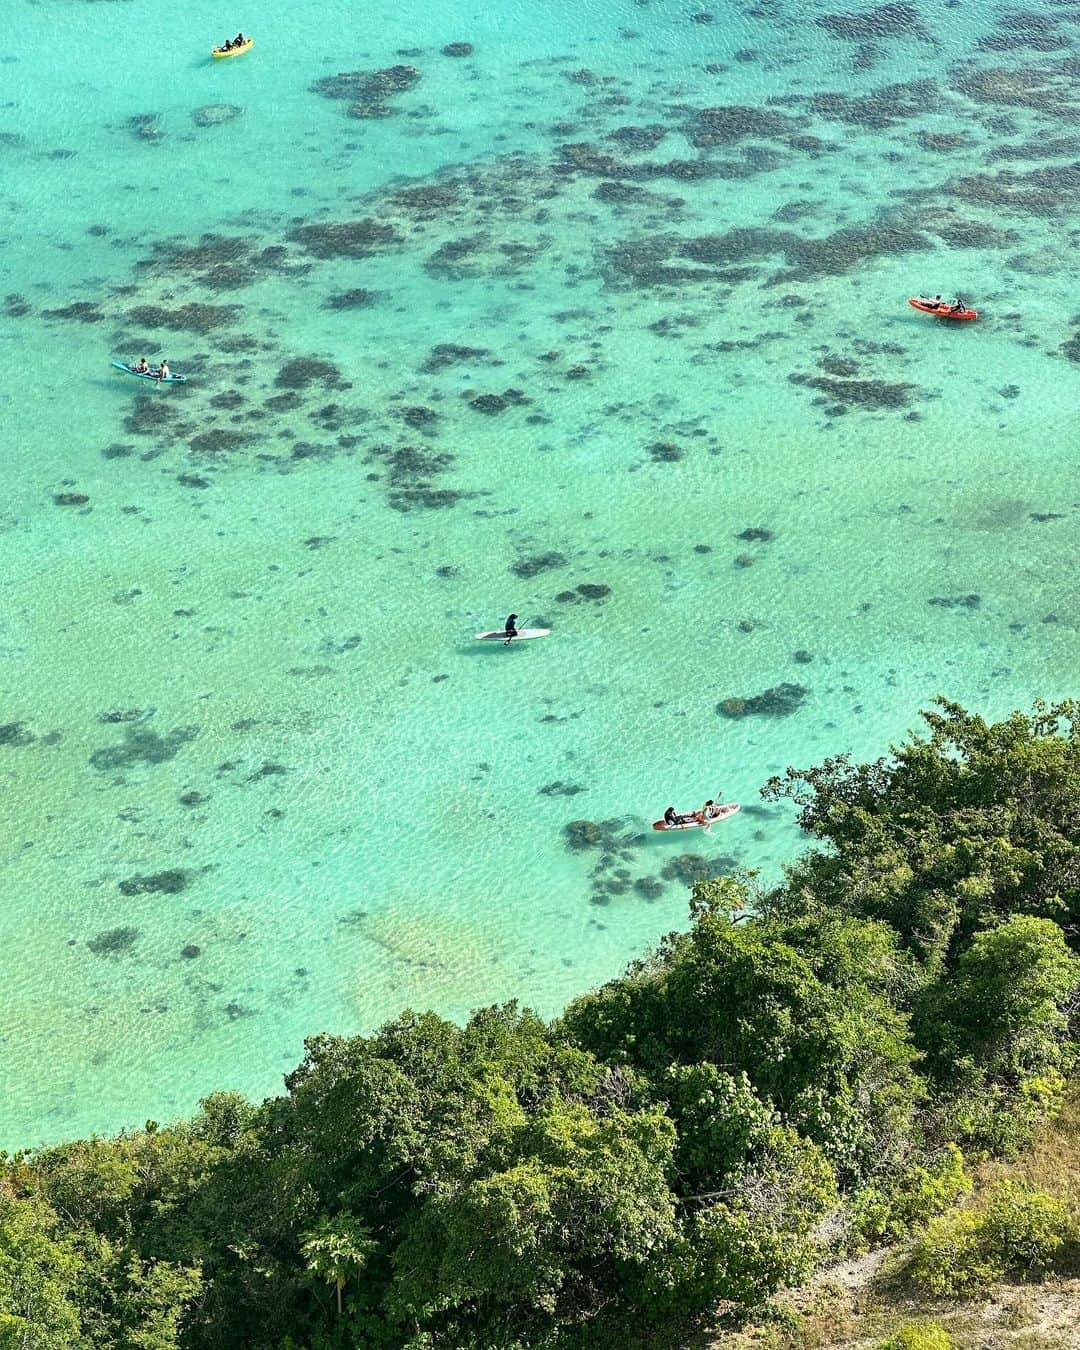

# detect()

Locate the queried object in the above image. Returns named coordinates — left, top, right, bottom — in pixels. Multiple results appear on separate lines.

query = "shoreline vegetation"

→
left=2, top=699, right=1079, bottom=1348
left=726, top=1087, right=1080, bottom=1348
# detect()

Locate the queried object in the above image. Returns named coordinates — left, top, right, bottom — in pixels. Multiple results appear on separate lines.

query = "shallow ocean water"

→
left=1, top=0, right=1077, bottom=1144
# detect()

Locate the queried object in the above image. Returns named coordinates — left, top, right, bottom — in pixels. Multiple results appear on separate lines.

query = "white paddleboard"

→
left=475, top=628, right=551, bottom=642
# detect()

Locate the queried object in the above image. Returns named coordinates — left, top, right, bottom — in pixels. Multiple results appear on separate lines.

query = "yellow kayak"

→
left=212, top=38, right=253, bottom=58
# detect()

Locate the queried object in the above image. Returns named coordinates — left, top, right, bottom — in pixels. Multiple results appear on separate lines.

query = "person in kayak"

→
left=951, top=296, right=967, bottom=313
left=663, top=806, right=679, bottom=827
left=234, top=32, right=245, bottom=46
left=694, top=796, right=725, bottom=826
left=219, top=38, right=232, bottom=50
left=503, top=613, right=519, bottom=646
left=157, top=359, right=170, bottom=382
left=133, top=357, right=150, bottom=374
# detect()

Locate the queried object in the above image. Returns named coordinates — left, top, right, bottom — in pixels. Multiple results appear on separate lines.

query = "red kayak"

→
left=909, top=297, right=978, bottom=321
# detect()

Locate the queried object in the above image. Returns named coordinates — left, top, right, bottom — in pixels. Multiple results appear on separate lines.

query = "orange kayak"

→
left=909, top=297, right=978, bottom=321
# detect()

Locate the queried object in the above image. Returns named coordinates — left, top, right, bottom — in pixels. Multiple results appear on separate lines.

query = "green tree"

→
left=301, top=1217, right=375, bottom=1317
left=915, top=915, right=1080, bottom=1147
left=764, top=699, right=1080, bottom=966
left=563, top=889, right=920, bottom=1187
left=83, top=1249, right=202, bottom=1350
left=0, top=1189, right=85, bottom=1349
left=389, top=1101, right=679, bottom=1344
left=662, top=1065, right=775, bottom=1193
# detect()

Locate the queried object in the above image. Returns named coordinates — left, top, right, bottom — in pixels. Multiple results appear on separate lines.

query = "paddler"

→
left=133, top=357, right=150, bottom=374
left=694, top=797, right=722, bottom=827
left=663, top=806, right=678, bottom=827
left=157, top=359, right=170, bottom=382
left=503, top=613, right=519, bottom=646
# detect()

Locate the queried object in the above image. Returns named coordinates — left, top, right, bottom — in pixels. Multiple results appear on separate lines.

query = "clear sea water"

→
left=1, top=0, right=1077, bottom=1145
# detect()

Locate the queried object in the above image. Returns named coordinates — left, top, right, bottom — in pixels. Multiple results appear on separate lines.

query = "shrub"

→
left=915, top=916, right=1080, bottom=1150
left=879, top=1324, right=952, bottom=1350
left=853, top=1143, right=971, bottom=1245
left=909, top=1182, right=1072, bottom=1296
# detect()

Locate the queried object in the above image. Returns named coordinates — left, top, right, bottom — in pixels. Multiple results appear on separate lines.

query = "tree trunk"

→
left=336, top=1278, right=343, bottom=1317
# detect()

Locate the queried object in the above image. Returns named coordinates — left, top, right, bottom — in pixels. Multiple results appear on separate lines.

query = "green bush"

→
left=878, top=1324, right=952, bottom=1350
left=909, top=1182, right=1072, bottom=1297
left=915, top=917, right=1080, bottom=1151
left=853, top=1143, right=971, bottom=1245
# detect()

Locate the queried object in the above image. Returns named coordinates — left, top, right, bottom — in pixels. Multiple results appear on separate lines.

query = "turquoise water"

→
left=2, top=0, right=1077, bottom=1145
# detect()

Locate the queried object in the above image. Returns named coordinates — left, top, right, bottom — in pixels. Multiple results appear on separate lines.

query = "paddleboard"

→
left=475, top=628, right=551, bottom=642
left=111, top=360, right=187, bottom=384
left=652, top=803, right=740, bottom=831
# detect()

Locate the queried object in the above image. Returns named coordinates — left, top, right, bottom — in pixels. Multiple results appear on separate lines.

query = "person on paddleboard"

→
left=503, top=613, right=519, bottom=646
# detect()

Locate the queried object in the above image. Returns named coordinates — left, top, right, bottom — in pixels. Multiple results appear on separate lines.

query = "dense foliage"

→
left=909, top=1180, right=1072, bottom=1297
left=2, top=700, right=1079, bottom=1348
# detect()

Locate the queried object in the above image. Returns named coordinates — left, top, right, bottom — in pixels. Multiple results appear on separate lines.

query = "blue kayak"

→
left=111, top=360, right=186, bottom=384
